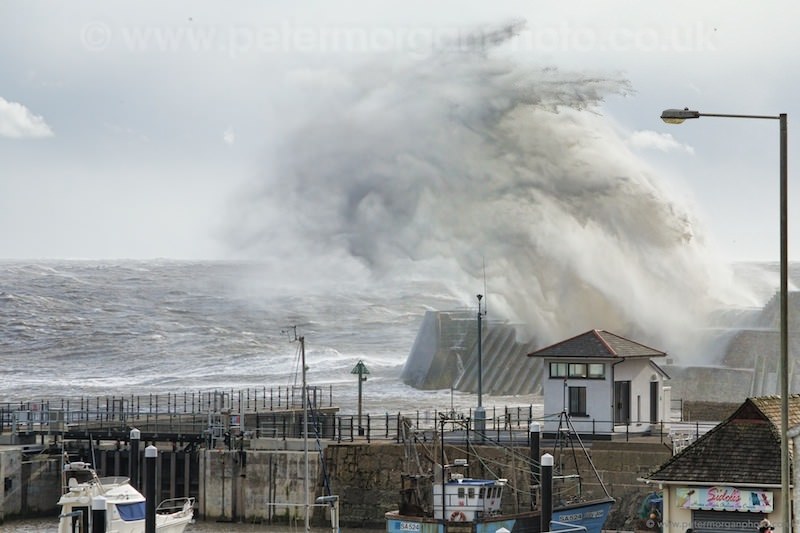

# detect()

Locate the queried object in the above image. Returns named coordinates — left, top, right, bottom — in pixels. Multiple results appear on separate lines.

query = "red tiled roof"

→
left=527, top=329, right=666, bottom=359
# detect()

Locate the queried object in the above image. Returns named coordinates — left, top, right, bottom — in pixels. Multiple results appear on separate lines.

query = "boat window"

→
left=458, top=487, right=465, bottom=499
left=117, top=502, right=146, bottom=521
left=468, top=488, right=475, bottom=499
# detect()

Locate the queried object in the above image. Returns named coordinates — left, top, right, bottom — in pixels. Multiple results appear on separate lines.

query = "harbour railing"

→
left=0, top=385, right=334, bottom=419
left=0, top=388, right=711, bottom=451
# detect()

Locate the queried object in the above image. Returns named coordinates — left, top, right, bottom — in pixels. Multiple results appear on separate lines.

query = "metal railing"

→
left=0, top=388, right=714, bottom=452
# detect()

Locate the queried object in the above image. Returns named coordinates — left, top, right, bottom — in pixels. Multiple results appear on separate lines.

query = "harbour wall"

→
left=0, top=438, right=672, bottom=530
left=0, top=445, right=61, bottom=521
left=322, top=439, right=674, bottom=530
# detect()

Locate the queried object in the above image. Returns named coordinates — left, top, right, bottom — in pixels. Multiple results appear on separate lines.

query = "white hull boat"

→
left=58, top=460, right=194, bottom=533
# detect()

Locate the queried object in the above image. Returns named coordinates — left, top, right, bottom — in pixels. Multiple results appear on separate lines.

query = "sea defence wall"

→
left=402, top=310, right=541, bottom=395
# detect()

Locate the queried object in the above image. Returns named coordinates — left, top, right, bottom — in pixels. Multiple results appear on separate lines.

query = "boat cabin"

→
left=432, top=460, right=506, bottom=522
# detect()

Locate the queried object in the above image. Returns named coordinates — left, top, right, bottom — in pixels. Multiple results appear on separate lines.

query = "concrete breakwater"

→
left=0, top=436, right=672, bottom=530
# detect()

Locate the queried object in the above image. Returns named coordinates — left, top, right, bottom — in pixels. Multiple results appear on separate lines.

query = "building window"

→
left=549, top=362, right=567, bottom=378
left=550, top=362, right=605, bottom=379
left=588, top=363, right=605, bottom=378
left=568, top=363, right=587, bottom=378
left=568, top=386, right=587, bottom=416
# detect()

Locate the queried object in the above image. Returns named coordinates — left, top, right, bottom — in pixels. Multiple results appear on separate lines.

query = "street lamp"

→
left=661, top=107, right=789, bottom=532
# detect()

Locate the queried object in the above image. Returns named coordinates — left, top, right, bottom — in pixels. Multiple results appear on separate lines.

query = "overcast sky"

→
left=1, top=1, right=798, bottom=262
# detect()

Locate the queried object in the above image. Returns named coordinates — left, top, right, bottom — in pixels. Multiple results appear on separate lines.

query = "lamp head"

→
left=661, top=108, right=700, bottom=124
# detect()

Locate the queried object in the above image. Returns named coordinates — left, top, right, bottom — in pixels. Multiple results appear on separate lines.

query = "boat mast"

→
left=475, top=294, right=485, bottom=440
left=286, top=325, right=311, bottom=533
left=301, top=334, right=310, bottom=533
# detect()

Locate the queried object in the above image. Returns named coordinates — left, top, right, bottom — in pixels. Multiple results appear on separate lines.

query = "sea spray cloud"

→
left=229, top=22, right=753, bottom=361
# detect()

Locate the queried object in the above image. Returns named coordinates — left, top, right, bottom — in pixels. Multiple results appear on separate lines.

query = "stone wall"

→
left=584, top=441, right=673, bottom=530
left=1, top=437, right=676, bottom=530
left=0, top=447, right=61, bottom=521
left=322, top=439, right=673, bottom=530
left=198, top=447, right=321, bottom=524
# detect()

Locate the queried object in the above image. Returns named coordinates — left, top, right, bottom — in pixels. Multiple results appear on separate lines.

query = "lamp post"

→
left=661, top=108, right=789, bottom=532
left=475, top=294, right=485, bottom=439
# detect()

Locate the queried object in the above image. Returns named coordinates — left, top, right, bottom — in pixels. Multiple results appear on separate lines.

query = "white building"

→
left=528, top=329, right=670, bottom=436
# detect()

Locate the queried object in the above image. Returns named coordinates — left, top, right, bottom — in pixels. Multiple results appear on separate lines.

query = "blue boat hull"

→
left=551, top=499, right=614, bottom=532
left=386, top=499, right=613, bottom=533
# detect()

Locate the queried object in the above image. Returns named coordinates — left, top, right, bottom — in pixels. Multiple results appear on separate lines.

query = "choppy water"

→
left=0, top=260, right=543, bottom=532
left=0, top=260, right=541, bottom=413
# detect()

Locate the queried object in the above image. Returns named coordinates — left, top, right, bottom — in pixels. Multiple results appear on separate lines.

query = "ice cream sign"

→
left=677, top=487, right=773, bottom=512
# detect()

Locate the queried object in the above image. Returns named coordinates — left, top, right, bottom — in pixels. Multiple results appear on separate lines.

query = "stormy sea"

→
left=0, top=20, right=789, bottom=532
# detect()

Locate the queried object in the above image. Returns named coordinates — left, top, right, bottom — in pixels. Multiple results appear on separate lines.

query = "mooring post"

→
left=145, top=445, right=157, bottom=533
left=529, top=422, right=540, bottom=510
left=541, top=453, right=553, bottom=533
left=130, top=428, right=141, bottom=490
left=91, top=495, right=106, bottom=533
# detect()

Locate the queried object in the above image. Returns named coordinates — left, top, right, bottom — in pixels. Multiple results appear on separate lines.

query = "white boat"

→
left=58, top=459, right=194, bottom=533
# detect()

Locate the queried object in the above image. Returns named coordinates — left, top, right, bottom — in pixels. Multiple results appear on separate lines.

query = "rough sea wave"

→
left=0, top=260, right=540, bottom=414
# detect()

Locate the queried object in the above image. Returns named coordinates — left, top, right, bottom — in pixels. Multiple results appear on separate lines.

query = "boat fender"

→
left=450, top=511, right=467, bottom=522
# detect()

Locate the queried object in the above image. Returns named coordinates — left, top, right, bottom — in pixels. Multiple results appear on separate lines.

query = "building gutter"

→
left=638, top=478, right=782, bottom=489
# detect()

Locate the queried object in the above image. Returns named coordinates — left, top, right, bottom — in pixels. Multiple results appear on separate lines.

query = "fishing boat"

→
left=385, top=412, right=614, bottom=533
left=58, top=459, right=194, bottom=533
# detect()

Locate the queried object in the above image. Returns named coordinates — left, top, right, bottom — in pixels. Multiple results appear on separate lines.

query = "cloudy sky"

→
left=1, top=1, right=798, bottom=262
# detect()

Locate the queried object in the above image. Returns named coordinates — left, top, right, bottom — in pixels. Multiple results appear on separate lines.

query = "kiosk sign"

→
left=677, top=486, right=773, bottom=512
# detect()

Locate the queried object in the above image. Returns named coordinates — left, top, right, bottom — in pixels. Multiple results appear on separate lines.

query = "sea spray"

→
left=229, top=22, right=758, bottom=362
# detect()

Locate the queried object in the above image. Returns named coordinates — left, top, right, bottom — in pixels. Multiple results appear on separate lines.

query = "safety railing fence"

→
left=0, top=394, right=713, bottom=449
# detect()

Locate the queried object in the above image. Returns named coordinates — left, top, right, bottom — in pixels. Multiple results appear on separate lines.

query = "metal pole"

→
left=357, top=368, right=363, bottom=434
left=301, top=336, right=310, bottom=533
left=477, top=294, right=483, bottom=408
left=779, top=113, right=790, bottom=533
left=475, top=294, right=485, bottom=439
